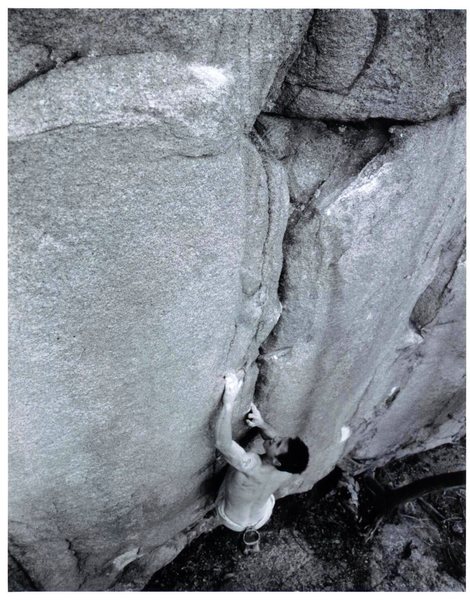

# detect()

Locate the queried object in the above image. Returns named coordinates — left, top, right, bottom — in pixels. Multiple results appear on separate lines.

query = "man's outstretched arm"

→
left=245, top=403, right=279, bottom=439
left=215, top=371, right=257, bottom=473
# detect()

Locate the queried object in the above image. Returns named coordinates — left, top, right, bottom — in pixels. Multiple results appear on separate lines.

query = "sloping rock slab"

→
left=255, top=108, right=465, bottom=491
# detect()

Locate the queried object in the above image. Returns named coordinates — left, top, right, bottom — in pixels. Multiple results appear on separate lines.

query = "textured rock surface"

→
left=9, top=8, right=465, bottom=592
left=269, top=9, right=466, bottom=122
left=9, top=130, right=288, bottom=590
left=8, top=9, right=307, bottom=590
left=255, top=109, right=466, bottom=488
left=9, top=8, right=312, bottom=143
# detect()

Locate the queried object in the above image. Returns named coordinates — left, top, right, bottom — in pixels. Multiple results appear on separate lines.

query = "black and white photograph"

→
left=7, top=1, right=466, bottom=593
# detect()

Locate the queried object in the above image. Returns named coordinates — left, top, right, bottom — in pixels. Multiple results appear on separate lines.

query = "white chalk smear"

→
left=340, top=426, right=351, bottom=442
left=112, top=548, right=142, bottom=571
left=189, top=64, right=229, bottom=91
left=39, top=233, right=65, bottom=252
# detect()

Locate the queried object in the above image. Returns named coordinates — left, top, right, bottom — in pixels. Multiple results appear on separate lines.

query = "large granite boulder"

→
left=9, top=8, right=465, bottom=592
left=9, top=130, right=289, bottom=590
left=8, top=9, right=308, bottom=590
left=9, top=8, right=312, bottom=139
left=255, top=108, right=465, bottom=487
left=268, top=9, right=466, bottom=122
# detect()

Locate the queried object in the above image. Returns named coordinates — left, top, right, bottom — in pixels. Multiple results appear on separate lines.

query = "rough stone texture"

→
left=353, top=249, right=466, bottom=464
left=9, top=127, right=291, bottom=590
left=8, top=41, right=55, bottom=93
left=8, top=9, right=305, bottom=591
left=9, top=8, right=466, bottom=592
left=268, top=9, right=466, bottom=122
left=9, top=8, right=312, bottom=145
left=255, top=108, right=465, bottom=490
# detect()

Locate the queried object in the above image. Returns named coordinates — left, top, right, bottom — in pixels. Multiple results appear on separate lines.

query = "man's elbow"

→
left=215, top=438, right=230, bottom=453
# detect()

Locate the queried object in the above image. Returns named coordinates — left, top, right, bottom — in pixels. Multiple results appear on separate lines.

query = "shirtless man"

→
left=215, top=371, right=309, bottom=534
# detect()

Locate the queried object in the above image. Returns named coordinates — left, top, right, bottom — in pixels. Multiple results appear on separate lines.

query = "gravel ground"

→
left=144, top=439, right=466, bottom=592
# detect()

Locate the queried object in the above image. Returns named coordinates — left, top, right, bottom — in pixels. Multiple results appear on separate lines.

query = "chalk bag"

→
left=242, top=528, right=260, bottom=553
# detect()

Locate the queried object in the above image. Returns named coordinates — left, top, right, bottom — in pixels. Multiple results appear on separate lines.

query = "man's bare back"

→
left=219, top=451, right=291, bottom=528
left=215, top=371, right=309, bottom=532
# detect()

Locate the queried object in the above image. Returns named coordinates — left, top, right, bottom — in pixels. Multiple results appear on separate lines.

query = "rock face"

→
left=268, top=9, right=466, bottom=122
left=9, top=9, right=465, bottom=591
left=255, top=110, right=465, bottom=489
left=8, top=8, right=312, bottom=142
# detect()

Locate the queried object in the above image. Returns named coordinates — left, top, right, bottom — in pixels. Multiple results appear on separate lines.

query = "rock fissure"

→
left=8, top=48, right=84, bottom=94
left=411, top=236, right=466, bottom=334
left=251, top=134, right=276, bottom=279
left=439, top=246, right=465, bottom=299
left=345, top=10, right=389, bottom=93
left=8, top=9, right=465, bottom=591
left=8, top=46, right=55, bottom=94
left=8, top=551, right=42, bottom=591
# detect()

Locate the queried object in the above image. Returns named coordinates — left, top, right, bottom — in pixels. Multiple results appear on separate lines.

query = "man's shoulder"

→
left=241, top=451, right=262, bottom=471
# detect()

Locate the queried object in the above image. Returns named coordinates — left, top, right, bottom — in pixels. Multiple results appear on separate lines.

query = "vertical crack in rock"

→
left=129, top=128, right=292, bottom=583
left=252, top=118, right=392, bottom=412
left=8, top=550, right=42, bottom=591
left=9, top=9, right=466, bottom=591
left=226, top=131, right=290, bottom=375
left=263, top=10, right=316, bottom=112
left=345, top=10, right=389, bottom=92
left=250, top=132, right=279, bottom=299
left=8, top=48, right=83, bottom=94
left=410, top=232, right=466, bottom=334
left=249, top=109, right=465, bottom=490
left=264, top=116, right=393, bottom=319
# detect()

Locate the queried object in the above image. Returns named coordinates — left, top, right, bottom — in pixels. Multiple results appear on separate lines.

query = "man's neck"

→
left=261, top=454, right=276, bottom=467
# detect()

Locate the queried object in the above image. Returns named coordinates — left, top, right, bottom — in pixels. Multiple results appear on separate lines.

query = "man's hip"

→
left=216, top=494, right=275, bottom=532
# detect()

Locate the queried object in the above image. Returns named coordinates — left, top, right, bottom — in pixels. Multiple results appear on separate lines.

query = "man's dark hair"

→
left=275, top=437, right=309, bottom=474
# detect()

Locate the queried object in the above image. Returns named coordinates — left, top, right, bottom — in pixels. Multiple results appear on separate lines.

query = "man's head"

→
left=264, top=436, right=309, bottom=474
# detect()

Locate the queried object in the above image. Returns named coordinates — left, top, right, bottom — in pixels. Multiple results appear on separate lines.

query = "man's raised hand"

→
left=245, top=403, right=265, bottom=428
left=223, top=370, right=244, bottom=406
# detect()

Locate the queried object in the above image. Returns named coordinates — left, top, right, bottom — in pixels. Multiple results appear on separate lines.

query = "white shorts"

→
left=216, top=494, right=275, bottom=532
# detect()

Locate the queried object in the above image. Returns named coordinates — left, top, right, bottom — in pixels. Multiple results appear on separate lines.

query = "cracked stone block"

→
left=285, top=9, right=378, bottom=94
left=255, top=108, right=465, bottom=487
left=269, top=9, right=466, bottom=122
left=9, top=8, right=312, bottom=142
left=9, top=126, right=289, bottom=590
left=8, top=8, right=466, bottom=592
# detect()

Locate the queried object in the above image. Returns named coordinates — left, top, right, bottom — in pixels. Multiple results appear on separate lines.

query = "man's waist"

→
left=221, top=493, right=275, bottom=519
left=217, top=494, right=275, bottom=531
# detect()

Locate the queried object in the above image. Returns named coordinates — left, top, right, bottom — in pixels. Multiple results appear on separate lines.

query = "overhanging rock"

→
left=9, top=9, right=308, bottom=590
left=255, top=108, right=466, bottom=488
left=9, top=8, right=466, bottom=591
left=269, top=9, right=466, bottom=122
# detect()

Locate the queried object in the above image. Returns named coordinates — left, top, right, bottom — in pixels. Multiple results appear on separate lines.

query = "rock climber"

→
left=214, top=370, right=309, bottom=543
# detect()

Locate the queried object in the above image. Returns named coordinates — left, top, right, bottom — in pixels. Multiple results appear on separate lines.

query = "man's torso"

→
left=220, top=452, right=291, bottom=526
